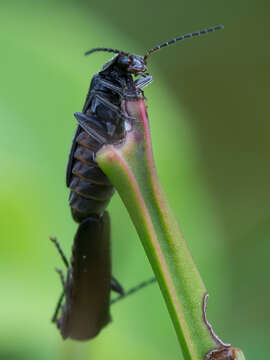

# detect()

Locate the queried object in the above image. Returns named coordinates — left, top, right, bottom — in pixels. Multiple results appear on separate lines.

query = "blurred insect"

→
left=50, top=218, right=155, bottom=340
left=52, top=24, right=223, bottom=341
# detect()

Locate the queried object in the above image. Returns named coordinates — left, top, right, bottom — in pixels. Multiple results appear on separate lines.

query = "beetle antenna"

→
left=85, top=47, right=123, bottom=56
left=144, top=24, right=224, bottom=62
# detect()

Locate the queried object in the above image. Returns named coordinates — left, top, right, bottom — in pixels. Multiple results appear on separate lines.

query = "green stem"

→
left=97, top=99, right=245, bottom=360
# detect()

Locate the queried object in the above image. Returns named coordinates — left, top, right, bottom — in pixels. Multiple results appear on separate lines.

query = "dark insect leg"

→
left=50, top=236, right=69, bottom=268
left=97, top=78, right=123, bottom=95
left=55, top=268, right=66, bottom=288
left=50, top=237, right=68, bottom=324
left=51, top=291, right=65, bottom=323
left=93, top=92, right=120, bottom=113
left=51, top=269, right=67, bottom=324
left=135, top=75, right=153, bottom=89
left=74, top=112, right=108, bottom=144
left=82, top=79, right=123, bottom=113
left=110, top=277, right=156, bottom=305
left=91, top=93, right=135, bottom=122
left=111, top=276, right=125, bottom=295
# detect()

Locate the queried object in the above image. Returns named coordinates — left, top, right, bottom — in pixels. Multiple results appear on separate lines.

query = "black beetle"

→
left=52, top=25, right=223, bottom=341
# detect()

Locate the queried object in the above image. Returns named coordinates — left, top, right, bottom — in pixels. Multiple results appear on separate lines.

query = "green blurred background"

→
left=1, top=0, right=269, bottom=359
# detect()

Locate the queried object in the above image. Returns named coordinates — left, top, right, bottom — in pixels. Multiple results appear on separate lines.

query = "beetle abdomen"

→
left=69, top=129, right=114, bottom=223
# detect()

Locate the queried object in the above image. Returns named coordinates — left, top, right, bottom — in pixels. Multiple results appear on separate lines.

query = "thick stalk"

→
left=97, top=99, right=245, bottom=360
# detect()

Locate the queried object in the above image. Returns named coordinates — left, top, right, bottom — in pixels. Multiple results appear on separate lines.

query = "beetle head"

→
left=84, top=47, right=147, bottom=75
left=116, top=53, right=147, bottom=75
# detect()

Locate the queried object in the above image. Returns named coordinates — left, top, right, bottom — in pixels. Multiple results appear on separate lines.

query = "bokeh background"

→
left=1, top=0, right=269, bottom=359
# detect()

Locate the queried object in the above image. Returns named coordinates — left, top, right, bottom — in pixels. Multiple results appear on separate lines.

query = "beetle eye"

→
left=118, top=56, right=131, bottom=67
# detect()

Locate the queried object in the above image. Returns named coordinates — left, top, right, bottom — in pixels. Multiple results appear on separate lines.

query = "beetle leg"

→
left=51, top=291, right=65, bottom=323
left=50, top=236, right=69, bottom=268
left=91, top=93, right=135, bottom=122
left=55, top=268, right=66, bottom=288
left=83, top=79, right=124, bottom=113
left=110, top=277, right=157, bottom=305
left=74, top=112, right=108, bottom=144
left=135, top=75, right=153, bottom=89
left=97, top=78, right=123, bottom=95
left=111, top=276, right=125, bottom=295
left=51, top=269, right=67, bottom=323
left=91, top=93, right=120, bottom=113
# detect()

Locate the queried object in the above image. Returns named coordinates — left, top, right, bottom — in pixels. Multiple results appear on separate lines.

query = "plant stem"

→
left=97, top=99, right=246, bottom=360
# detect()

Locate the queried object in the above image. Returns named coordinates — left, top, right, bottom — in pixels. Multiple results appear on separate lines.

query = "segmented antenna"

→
left=144, top=25, right=224, bottom=61
left=85, top=47, right=123, bottom=56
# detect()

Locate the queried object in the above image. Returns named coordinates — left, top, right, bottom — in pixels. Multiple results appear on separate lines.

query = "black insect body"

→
left=51, top=214, right=112, bottom=340
left=53, top=52, right=152, bottom=341
left=66, top=52, right=150, bottom=224
left=67, top=24, right=224, bottom=230
left=50, top=221, right=156, bottom=340
left=52, top=25, right=223, bottom=341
